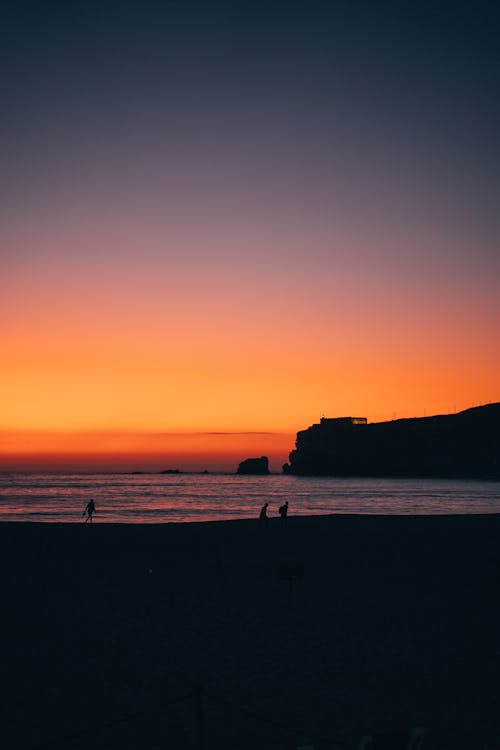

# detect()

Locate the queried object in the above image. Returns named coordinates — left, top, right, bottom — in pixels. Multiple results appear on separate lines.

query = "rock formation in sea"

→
left=237, top=456, right=270, bottom=475
left=283, top=404, right=500, bottom=478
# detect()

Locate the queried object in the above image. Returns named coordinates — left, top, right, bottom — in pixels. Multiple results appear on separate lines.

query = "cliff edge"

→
left=283, top=404, right=500, bottom=478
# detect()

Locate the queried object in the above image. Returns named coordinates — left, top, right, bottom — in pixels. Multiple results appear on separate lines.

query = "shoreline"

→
left=1, top=509, right=500, bottom=527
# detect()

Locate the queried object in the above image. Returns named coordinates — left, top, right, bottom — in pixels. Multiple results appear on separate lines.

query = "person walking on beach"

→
left=278, top=501, right=288, bottom=523
left=259, top=503, right=269, bottom=523
left=83, top=498, right=96, bottom=523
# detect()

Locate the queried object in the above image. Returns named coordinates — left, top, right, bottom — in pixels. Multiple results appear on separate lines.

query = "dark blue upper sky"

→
left=2, top=1, right=499, bottom=263
left=3, top=1, right=499, bottom=166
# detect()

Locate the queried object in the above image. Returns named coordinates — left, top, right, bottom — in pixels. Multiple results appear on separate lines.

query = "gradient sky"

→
left=1, top=1, right=499, bottom=471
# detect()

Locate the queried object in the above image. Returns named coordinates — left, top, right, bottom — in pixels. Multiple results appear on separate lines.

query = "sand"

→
left=2, top=514, right=500, bottom=750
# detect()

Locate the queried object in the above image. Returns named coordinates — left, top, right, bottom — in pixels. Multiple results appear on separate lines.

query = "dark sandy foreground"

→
left=2, top=514, right=500, bottom=750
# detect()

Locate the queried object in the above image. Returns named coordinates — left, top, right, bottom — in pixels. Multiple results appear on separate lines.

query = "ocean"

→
left=0, top=472, right=499, bottom=522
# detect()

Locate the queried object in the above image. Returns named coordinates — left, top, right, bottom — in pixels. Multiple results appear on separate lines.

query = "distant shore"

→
left=3, top=513, right=500, bottom=749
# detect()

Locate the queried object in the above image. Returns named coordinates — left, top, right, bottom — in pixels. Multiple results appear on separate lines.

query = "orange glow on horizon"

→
left=2, top=217, right=499, bottom=471
left=0, top=431, right=295, bottom=473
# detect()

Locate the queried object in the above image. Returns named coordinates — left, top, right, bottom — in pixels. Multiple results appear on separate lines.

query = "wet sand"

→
left=2, top=513, right=500, bottom=749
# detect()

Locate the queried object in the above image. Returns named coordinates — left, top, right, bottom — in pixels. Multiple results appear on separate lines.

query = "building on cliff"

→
left=320, top=416, right=367, bottom=426
left=283, top=404, right=500, bottom=479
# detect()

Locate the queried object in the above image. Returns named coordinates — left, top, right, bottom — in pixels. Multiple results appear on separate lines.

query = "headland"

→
left=284, top=403, right=500, bottom=478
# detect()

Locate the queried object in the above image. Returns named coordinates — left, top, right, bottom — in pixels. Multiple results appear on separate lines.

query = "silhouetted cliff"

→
left=283, top=405, right=500, bottom=478
left=237, top=456, right=270, bottom=475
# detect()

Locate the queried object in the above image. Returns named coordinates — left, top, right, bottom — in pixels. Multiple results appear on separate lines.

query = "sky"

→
left=1, top=1, right=499, bottom=472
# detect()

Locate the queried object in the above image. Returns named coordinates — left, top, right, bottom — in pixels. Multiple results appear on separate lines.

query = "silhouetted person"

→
left=278, top=501, right=288, bottom=523
left=83, top=498, right=96, bottom=523
left=259, top=503, right=269, bottom=523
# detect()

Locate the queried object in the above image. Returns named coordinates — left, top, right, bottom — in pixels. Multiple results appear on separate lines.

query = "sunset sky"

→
left=1, top=1, right=499, bottom=471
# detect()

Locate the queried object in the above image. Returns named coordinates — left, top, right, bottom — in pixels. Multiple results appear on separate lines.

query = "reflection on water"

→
left=0, top=473, right=499, bottom=523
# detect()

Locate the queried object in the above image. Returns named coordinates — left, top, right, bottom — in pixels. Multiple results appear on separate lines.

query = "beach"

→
left=2, top=514, right=500, bottom=750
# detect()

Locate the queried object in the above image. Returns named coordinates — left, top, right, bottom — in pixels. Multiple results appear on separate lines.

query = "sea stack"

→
left=236, top=456, right=270, bottom=475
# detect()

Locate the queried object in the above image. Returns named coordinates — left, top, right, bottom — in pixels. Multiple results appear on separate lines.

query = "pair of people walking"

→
left=259, top=501, right=288, bottom=523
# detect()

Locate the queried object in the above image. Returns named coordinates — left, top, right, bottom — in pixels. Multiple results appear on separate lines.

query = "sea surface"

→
left=0, top=473, right=499, bottom=523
